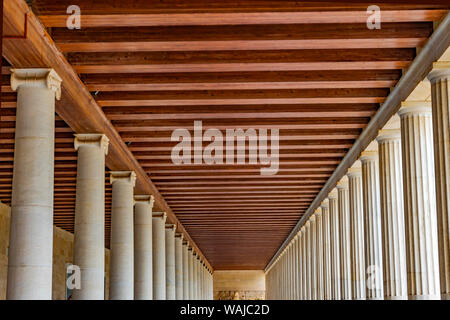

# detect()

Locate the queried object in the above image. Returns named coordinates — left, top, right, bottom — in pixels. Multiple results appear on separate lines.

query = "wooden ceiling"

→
left=1, top=1, right=449, bottom=269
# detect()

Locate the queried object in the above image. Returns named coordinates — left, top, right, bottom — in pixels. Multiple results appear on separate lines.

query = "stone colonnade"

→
left=5, top=68, right=213, bottom=300
left=266, top=62, right=450, bottom=300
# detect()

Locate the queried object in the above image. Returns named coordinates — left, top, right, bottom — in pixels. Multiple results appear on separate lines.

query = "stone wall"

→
left=0, top=201, right=110, bottom=300
left=213, top=270, right=266, bottom=300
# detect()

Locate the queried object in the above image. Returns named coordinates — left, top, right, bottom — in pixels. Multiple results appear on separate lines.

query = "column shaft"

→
left=338, top=179, right=352, bottom=300
left=165, top=224, right=176, bottom=300
left=361, top=152, right=384, bottom=299
left=377, top=130, right=408, bottom=299
left=321, top=199, right=332, bottom=300
left=348, top=165, right=366, bottom=300
left=399, top=102, right=441, bottom=299
left=73, top=134, right=109, bottom=300
left=429, top=65, right=450, bottom=300
left=329, top=189, right=341, bottom=299
left=153, top=212, right=167, bottom=300
left=182, top=241, right=189, bottom=299
left=109, top=171, right=136, bottom=300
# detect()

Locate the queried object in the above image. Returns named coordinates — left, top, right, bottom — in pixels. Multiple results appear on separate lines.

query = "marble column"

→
left=193, top=253, right=199, bottom=300
left=188, top=247, right=194, bottom=299
left=337, top=177, right=352, bottom=300
left=296, top=233, right=303, bottom=300
left=321, top=199, right=332, bottom=300
left=182, top=240, right=189, bottom=299
left=134, top=195, right=155, bottom=300
left=398, top=101, right=441, bottom=300
left=72, top=134, right=109, bottom=300
left=347, top=162, right=366, bottom=300
left=294, top=234, right=300, bottom=300
left=109, top=171, right=136, bottom=300
left=315, top=208, right=324, bottom=300
left=377, top=128, right=408, bottom=300
left=152, top=212, right=167, bottom=300
left=361, top=150, right=384, bottom=299
left=329, top=188, right=341, bottom=299
left=305, top=220, right=311, bottom=299
left=7, top=68, right=62, bottom=300
left=428, top=63, right=450, bottom=300
left=165, top=224, right=176, bottom=300
left=300, top=226, right=307, bottom=300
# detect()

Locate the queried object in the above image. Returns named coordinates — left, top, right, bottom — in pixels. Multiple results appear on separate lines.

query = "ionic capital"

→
left=165, top=223, right=176, bottom=232
left=110, top=171, right=136, bottom=186
left=134, top=194, right=155, bottom=207
left=10, top=68, right=62, bottom=100
left=347, top=166, right=362, bottom=178
left=175, top=233, right=184, bottom=241
left=152, top=211, right=167, bottom=222
left=74, top=133, right=109, bottom=155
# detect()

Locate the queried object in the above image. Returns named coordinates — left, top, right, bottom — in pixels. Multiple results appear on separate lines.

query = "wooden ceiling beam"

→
left=38, top=10, right=447, bottom=28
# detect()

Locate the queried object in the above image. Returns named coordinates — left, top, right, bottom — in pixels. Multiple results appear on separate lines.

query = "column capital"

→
left=398, top=101, right=431, bottom=117
left=74, top=133, right=109, bottom=155
left=110, top=171, right=136, bottom=186
left=328, top=187, right=338, bottom=199
left=134, top=194, right=154, bottom=207
left=152, top=211, right=167, bottom=222
left=376, top=129, right=401, bottom=143
left=175, top=233, right=184, bottom=240
left=10, top=68, right=62, bottom=100
left=360, top=150, right=378, bottom=163
left=427, top=61, right=450, bottom=83
left=165, top=224, right=176, bottom=232
left=337, top=175, right=349, bottom=189
left=321, top=198, right=329, bottom=208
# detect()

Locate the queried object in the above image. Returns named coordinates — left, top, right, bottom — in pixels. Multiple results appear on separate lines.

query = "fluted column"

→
left=305, top=220, right=312, bottom=299
left=361, top=150, right=384, bottom=299
left=7, top=68, right=62, bottom=300
left=321, top=199, right=332, bottom=300
left=329, top=188, right=341, bottom=299
left=337, top=177, right=352, bottom=300
left=109, top=171, right=136, bottom=300
left=347, top=163, right=366, bottom=300
left=134, top=195, right=155, bottom=300
left=72, top=134, right=109, bottom=300
left=398, top=101, right=440, bottom=300
left=165, top=224, right=176, bottom=300
left=300, top=226, right=307, bottom=300
left=182, top=240, right=189, bottom=299
left=315, top=208, right=324, bottom=300
left=152, top=212, right=167, bottom=300
left=294, top=234, right=300, bottom=300
left=377, top=128, right=408, bottom=300
left=296, top=233, right=303, bottom=300
left=428, top=63, right=450, bottom=300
